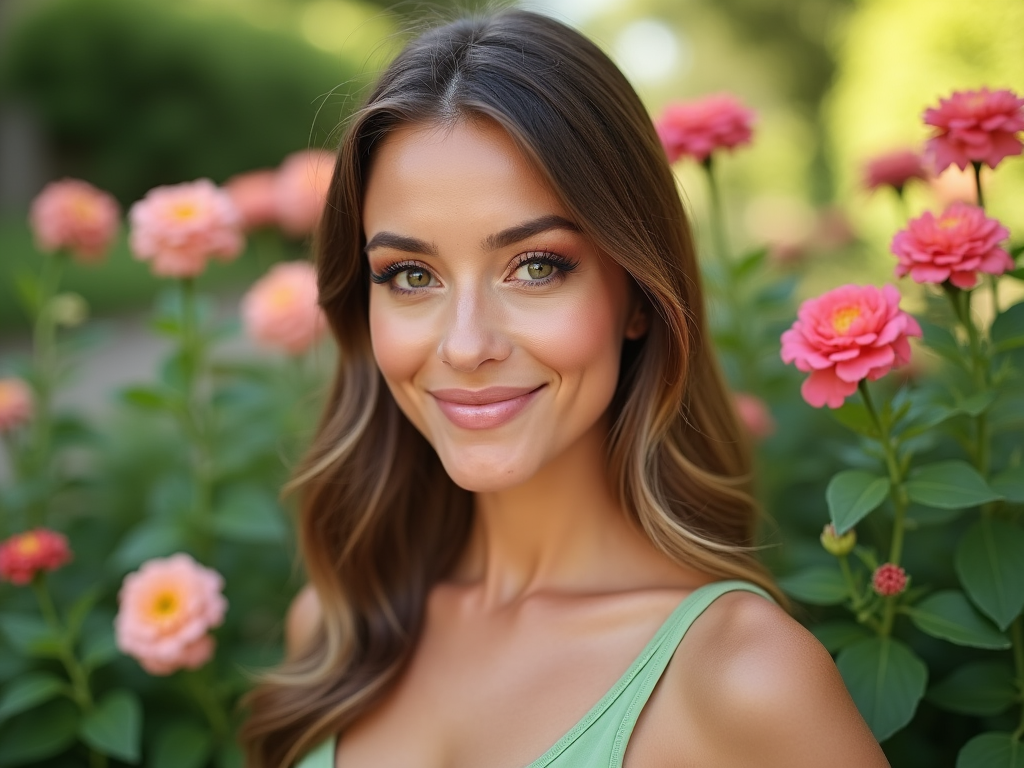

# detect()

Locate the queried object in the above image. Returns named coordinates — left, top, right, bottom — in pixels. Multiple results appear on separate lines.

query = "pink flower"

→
left=29, top=179, right=120, bottom=263
left=274, top=150, right=335, bottom=237
left=891, top=202, right=1012, bottom=289
left=241, top=261, right=326, bottom=355
left=872, top=563, right=907, bottom=597
left=863, top=149, right=928, bottom=193
left=225, top=170, right=278, bottom=231
left=733, top=392, right=775, bottom=440
left=780, top=284, right=922, bottom=409
left=115, top=553, right=227, bottom=676
left=0, top=529, right=72, bottom=585
left=129, top=179, right=244, bottom=278
left=654, top=94, right=755, bottom=164
left=0, top=378, right=34, bottom=433
left=923, top=88, right=1024, bottom=171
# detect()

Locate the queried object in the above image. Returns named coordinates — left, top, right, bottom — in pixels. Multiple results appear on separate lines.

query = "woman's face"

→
left=363, top=118, right=644, bottom=492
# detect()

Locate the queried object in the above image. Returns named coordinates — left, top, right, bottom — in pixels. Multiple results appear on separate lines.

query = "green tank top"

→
left=295, top=579, right=774, bottom=768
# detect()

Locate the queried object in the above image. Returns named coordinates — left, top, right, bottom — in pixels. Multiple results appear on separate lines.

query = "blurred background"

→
left=1, top=0, right=1022, bottom=337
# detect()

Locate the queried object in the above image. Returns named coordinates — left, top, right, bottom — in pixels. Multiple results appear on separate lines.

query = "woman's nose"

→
left=436, top=288, right=512, bottom=371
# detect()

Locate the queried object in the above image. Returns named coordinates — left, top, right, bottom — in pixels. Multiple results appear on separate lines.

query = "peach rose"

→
left=780, top=284, right=922, bottom=409
left=225, top=170, right=278, bottom=231
left=128, top=179, right=244, bottom=278
left=924, top=88, right=1024, bottom=171
left=0, top=528, right=72, bottom=585
left=115, top=553, right=227, bottom=676
left=863, top=149, right=928, bottom=194
left=29, top=179, right=120, bottom=263
left=654, top=94, right=755, bottom=164
left=0, top=377, right=34, bottom=433
left=241, top=261, right=326, bottom=355
left=274, top=150, right=335, bottom=238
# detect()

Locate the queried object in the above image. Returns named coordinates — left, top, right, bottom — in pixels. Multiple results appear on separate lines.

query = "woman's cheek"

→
left=369, top=298, right=434, bottom=389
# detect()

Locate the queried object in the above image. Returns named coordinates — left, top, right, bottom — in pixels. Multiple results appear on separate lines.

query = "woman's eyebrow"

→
left=363, top=214, right=580, bottom=257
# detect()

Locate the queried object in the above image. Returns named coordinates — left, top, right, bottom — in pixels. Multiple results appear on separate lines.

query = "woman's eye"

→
left=515, top=260, right=555, bottom=281
left=396, top=267, right=435, bottom=289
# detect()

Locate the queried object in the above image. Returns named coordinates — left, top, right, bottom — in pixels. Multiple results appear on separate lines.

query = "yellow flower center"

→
left=148, top=590, right=181, bottom=620
left=15, top=534, right=41, bottom=556
left=268, top=285, right=297, bottom=309
left=938, top=214, right=963, bottom=230
left=831, top=305, right=861, bottom=334
left=170, top=202, right=197, bottom=221
left=70, top=194, right=101, bottom=224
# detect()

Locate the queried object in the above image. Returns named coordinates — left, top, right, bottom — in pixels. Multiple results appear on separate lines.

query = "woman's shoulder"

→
left=647, top=588, right=889, bottom=767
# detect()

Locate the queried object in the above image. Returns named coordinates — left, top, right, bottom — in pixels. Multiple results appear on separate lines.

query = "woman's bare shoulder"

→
left=657, top=590, right=890, bottom=767
left=285, top=583, right=323, bottom=660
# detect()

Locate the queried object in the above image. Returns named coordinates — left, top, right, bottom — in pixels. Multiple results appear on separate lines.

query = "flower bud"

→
left=50, top=292, right=89, bottom=328
left=820, top=523, right=856, bottom=557
left=872, top=563, right=908, bottom=597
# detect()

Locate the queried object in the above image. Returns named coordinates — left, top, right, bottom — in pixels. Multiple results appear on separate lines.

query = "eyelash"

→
left=369, top=251, right=580, bottom=294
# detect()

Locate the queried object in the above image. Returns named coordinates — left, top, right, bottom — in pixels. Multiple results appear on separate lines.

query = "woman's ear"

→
left=624, top=299, right=650, bottom=340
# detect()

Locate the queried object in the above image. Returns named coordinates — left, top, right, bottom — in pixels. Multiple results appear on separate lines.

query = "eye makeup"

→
left=369, top=250, right=581, bottom=294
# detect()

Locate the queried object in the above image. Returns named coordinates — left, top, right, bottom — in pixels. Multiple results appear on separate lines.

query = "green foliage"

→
left=827, top=470, right=890, bottom=533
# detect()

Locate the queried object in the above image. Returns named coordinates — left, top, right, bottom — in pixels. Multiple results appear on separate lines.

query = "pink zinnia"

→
left=129, top=179, right=244, bottom=278
left=891, top=202, right=1012, bottom=289
left=654, top=94, right=755, bottom=164
left=29, top=179, right=120, bottom=263
left=274, top=150, right=335, bottom=238
left=780, top=284, right=922, bottom=409
left=872, top=563, right=907, bottom=597
left=225, top=169, right=278, bottom=231
left=0, top=528, right=72, bottom=585
left=115, top=553, right=227, bottom=676
left=863, top=149, right=928, bottom=193
left=241, top=261, right=326, bottom=355
left=923, top=88, right=1024, bottom=171
left=733, top=392, right=775, bottom=440
left=0, top=377, right=34, bottom=433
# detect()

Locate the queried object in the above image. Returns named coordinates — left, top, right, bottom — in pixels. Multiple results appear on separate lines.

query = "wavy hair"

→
left=240, top=9, right=784, bottom=766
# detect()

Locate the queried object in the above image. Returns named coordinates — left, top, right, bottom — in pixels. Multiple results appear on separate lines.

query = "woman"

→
left=241, top=10, right=888, bottom=767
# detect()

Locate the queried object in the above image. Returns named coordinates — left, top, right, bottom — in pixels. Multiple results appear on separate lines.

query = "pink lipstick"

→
left=429, top=385, right=544, bottom=430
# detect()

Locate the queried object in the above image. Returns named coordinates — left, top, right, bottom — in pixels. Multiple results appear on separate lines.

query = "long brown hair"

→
left=240, top=9, right=784, bottom=766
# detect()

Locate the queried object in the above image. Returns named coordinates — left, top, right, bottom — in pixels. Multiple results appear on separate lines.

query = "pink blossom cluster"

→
left=0, top=378, right=34, bottom=433
left=0, top=528, right=72, bottom=585
left=924, top=87, right=1024, bottom=171
left=241, top=261, right=327, bottom=355
left=862, top=149, right=928, bottom=194
left=29, top=179, right=120, bottom=263
left=115, top=553, right=227, bottom=676
left=872, top=563, right=908, bottom=597
left=780, top=285, right=921, bottom=409
left=654, top=94, right=755, bottom=164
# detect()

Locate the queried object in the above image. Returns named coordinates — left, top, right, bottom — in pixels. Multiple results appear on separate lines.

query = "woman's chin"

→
left=434, top=448, right=540, bottom=493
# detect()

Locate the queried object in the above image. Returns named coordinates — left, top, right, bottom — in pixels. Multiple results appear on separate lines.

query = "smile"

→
left=429, top=385, right=546, bottom=430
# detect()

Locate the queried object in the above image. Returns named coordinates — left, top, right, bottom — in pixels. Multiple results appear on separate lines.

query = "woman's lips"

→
left=429, top=385, right=545, bottom=430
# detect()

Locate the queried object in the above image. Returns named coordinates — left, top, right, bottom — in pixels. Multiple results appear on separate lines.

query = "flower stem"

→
left=972, top=161, right=985, bottom=210
left=702, top=156, right=731, bottom=262
left=184, top=669, right=229, bottom=739
left=32, top=576, right=94, bottom=712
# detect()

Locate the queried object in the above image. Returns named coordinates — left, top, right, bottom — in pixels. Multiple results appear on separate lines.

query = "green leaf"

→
left=152, top=721, right=213, bottom=768
left=991, top=302, right=1024, bottom=353
left=927, top=662, right=1017, bottom=717
left=120, top=386, right=178, bottom=412
left=212, top=486, right=288, bottom=543
left=13, top=271, right=42, bottom=315
left=0, top=614, right=62, bottom=658
left=831, top=402, right=880, bottom=437
left=112, top=520, right=187, bottom=570
left=905, top=460, right=1002, bottom=509
left=827, top=470, right=890, bottom=534
left=955, top=518, right=1024, bottom=630
left=217, top=740, right=245, bottom=768
left=904, top=504, right=962, bottom=529
left=919, top=318, right=965, bottom=365
left=0, top=673, right=66, bottom=723
left=957, top=391, right=996, bottom=416
left=65, top=586, right=102, bottom=643
left=991, top=469, right=1024, bottom=503
left=778, top=567, right=848, bottom=606
left=79, top=689, right=142, bottom=763
left=0, top=698, right=79, bottom=766
left=731, top=247, right=767, bottom=281
left=81, top=625, right=119, bottom=672
left=956, top=732, right=1024, bottom=768
left=905, top=590, right=1009, bottom=649
left=810, top=621, right=872, bottom=653
left=836, top=637, right=927, bottom=743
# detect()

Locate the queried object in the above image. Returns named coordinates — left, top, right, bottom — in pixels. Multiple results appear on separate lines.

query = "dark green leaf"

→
left=955, top=518, right=1024, bottom=630
left=810, top=621, right=872, bottom=653
left=152, top=721, right=213, bottom=768
left=919, top=318, right=965, bottom=365
left=112, top=520, right=187, bottom=571
left=905, top=590, right=1009, bottom=649
left=827, top=470, right=890, bottom=534
left=81, top=625, right=119, bottom=672
left=0, top=614, right=62, bottom=658
left=217, top=740, right=245, bottom=768
left=79, top=689, right=142, bottom=763
left=957, top=391, right=996, bottom=416
left=836, top=637, right=927, bottom=742
left=120, top=386, right=178, bottom=412
left=831, top=402, right=880, bottom=437
left=956, top=732, right=1024, bottom=768
left=0, top=673, right=67, bottom=723
left=0, top=698, right=79, bottom=766
left=990, top=469, right=1024, bottom=503
left=212, top=486, right=288, bottom=543
left=904, top=503, right=962, bottom=529
left=992, top=302, right=1024, bottom=353
left=905, top=460, right=1002, bottom=509
left=927, top=662, right=1017, bottom=717
left=13, top=272, right=42, bottom=315
left=66, top=586, right=102, bottom=643
left=778, top=567, right=848, bottom=605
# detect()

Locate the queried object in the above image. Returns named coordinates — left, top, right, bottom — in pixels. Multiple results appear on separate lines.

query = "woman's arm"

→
left=284, top=583, right=322, bottom=660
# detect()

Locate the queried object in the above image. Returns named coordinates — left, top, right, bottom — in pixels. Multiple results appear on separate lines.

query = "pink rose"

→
left=225, top=170, right=279, bottom=231
left=733, top=392, right=775, bottom=440
left=0, top=528, right=72, bottom=585
left=891, top=203, right=1012, bottom=289
left=115, top=553, right=227, bottom=676
left=274, top=150, right=335, bottom=238
left=0, top=377, right=34, bottom=433
left=241, top=261, right=326, bottom=355
left=923, top=88, right=1024, bottom=171
left=29, top=179, right=120, bottom=263
left=654, top=94, right=755, bottom=164
left=128, top=179, right=244, bottom=278
left=863, top=149, right=928, bottom=193
left=780, top=284, right=922, bottom=409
